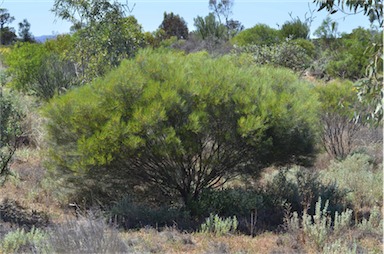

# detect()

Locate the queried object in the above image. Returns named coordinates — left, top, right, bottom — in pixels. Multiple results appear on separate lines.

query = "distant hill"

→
left=35, top=35, right=57, bottom=43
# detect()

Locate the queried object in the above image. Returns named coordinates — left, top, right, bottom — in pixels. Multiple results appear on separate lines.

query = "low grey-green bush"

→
left=233, top=41, right=312, bottom=71
left=320, top=153, right=383, bottom=215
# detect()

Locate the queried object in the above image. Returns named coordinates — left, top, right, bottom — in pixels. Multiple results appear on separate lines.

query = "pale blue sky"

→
left=1, top=0, right=373, bottom=37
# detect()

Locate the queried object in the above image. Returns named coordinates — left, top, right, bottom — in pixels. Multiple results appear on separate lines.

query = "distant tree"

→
left=52, top=0, right=147, bottom=82
left=193, top=13, right=226, bottom=41
left=0, top=8, right=16, bottom=45
left=280, top=18, right=310, bottom=40
left=0, top=8, right=14, bottom=31
left=231, top=24, right=281, bottom=46
left=18, top=19, right=35, bottom=43
left=159, top=12, right=188, bottom=40
left=209, top=0, right=243, bottom=39
left=43, top=49, right=319, bottom=211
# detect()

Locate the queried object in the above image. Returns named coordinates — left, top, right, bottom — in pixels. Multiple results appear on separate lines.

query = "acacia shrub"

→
left=43, top=49, right=319, bottom=211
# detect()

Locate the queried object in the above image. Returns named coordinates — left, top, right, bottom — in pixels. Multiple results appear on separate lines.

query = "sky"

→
left=1, top=0, right=374, bottom=37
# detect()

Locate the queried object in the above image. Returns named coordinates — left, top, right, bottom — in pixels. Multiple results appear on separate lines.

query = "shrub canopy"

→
left=43, top=49, right=319, bottom=210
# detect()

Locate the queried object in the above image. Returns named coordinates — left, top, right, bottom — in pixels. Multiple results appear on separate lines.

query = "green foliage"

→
left=320, top=153, right=383, bottom=213
left=4, top=42, right=48, bottom=92
left=159, top=12, right=189, bottom=40
left=326, top=28, right=382, bottom=80
left=233, top=41, right=313, bottom=71
left=231, top=23, right=281, bottom=46
left=200, top=213, right=238, bottom=236
left=291, top=38, right=316, bottom=58
left=4, top=41, right=78, bottom=100
left=280, top=18, right=310, bottom=40
left=0, top=227, right=48, bottom=253
left=43, top=49, right=319, bottom=211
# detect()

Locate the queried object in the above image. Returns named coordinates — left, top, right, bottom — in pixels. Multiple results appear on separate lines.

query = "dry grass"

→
left=119, top=228, right=280, bottom=254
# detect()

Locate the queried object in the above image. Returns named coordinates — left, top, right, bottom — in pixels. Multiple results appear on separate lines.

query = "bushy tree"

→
left=43, top=49, right=319, bottom=211
left=231, top=24, right=281, bottom=46
left=314, top=80, right=362, bottom=160
left=159, top=12, right=188, bottom=40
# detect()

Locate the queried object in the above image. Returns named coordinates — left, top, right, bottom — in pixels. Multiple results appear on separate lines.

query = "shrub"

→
left=231, top=23, right=281, bottom=46
left=200, top=213, right=238, bottom=236
left=43, top=49, right=319, bottom=212
left=285, top=197, right=382, bottom=253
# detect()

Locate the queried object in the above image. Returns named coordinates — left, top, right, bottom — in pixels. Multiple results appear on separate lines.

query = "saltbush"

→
left=320, top=153, right=383, bottom=215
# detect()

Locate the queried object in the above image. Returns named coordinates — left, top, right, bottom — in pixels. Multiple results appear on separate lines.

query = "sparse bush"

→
left=200, top=213, right=238, bottom=236
left=261, top=167, right=347, bottom=227
left=48, top=217, right=130, bottom=253
left=110, top=196, right=191, bottom=229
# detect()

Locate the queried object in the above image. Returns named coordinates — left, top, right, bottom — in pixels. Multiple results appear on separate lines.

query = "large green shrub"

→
left=43, top=49, right=319, bottom=212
